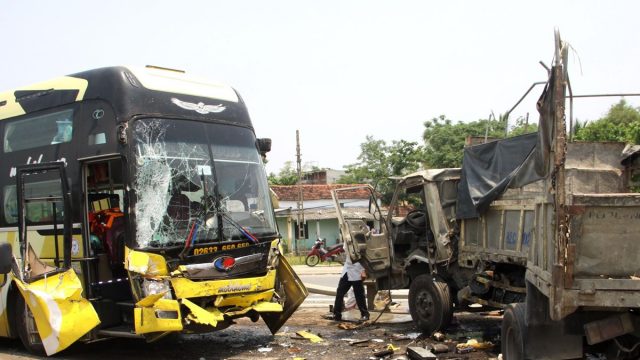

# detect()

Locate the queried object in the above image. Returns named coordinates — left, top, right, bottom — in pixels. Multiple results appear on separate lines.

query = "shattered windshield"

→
left=133, top=118, right=277, bottom=248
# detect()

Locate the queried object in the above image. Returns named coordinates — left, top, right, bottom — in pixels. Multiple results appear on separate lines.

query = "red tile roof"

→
left=271, top=184, right=371, bottom=201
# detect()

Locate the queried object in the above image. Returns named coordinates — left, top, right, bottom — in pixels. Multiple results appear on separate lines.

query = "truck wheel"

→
left=408, top=275, right=453, bottom=334
left=502, top=303, right=526, bottom=360
left=16, top=295, right=46, bottom=355
left=305, top=255, right=320, bottom=267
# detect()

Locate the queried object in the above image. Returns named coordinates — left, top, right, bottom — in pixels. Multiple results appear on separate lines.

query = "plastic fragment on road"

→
left=386, top=343, right=400, bottom=351
left=296, top=330, right=323, bottom=343
left=258, top=347, right=272, bottom=352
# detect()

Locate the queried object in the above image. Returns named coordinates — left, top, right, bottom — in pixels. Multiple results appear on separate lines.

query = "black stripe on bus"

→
left=14, top=89, right=79, bottom=113
left=37, top=228, right=83, bottom=236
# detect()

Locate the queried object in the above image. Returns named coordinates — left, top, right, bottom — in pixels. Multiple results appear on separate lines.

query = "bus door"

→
left=10, top=162, right=99, bottom=356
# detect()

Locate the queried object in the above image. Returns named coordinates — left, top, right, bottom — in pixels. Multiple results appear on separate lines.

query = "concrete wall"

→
left=276, top=216, right=341, bottom=254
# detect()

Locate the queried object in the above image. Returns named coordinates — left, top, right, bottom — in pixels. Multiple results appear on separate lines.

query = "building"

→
left=300, top=169, right=346, bottom=185
left=271, top=184, right=373, bottom=253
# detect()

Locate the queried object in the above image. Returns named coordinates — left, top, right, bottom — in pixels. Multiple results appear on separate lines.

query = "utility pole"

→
left=295, top=130, right=305, bottom=255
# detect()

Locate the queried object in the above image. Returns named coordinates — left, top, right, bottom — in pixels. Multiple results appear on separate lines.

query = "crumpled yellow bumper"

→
left=134, top=271, right=285, bottom=334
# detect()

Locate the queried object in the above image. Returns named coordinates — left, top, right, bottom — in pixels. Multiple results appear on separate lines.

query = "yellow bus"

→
left=0, top=66, right=307, bottom=356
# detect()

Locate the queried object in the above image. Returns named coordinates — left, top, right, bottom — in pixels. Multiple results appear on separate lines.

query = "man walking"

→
left=328, top=255, right=370, bottom=322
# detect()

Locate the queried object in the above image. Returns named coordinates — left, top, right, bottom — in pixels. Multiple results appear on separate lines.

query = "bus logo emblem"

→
left=171, top=98, right=226, bottom=114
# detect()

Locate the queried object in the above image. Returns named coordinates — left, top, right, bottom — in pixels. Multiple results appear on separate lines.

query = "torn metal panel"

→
left=214, top=289, right=275, bottom=308
left=12, top=269, right=100, bottom=356
left=170, top=269, right=276, bottom=298
left=182, top=298, right=224, bottom=327
left=134, top=298, right=182, bottom=334
left=136, top=292, right=169, bottom=307
left=124, top=247, right=168, bottom=276
left=261, top=254, right=309, bottom=334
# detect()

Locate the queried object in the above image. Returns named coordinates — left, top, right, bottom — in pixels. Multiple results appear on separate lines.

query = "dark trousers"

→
left=333, top=273, right=369, bottom=318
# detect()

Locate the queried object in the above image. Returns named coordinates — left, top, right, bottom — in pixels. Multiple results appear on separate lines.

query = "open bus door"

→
left=0, top=162, right=99, bottom=355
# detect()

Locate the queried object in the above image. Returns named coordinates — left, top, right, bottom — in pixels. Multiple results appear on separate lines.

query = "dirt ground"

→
left=0, top=307, right=502, bottom=360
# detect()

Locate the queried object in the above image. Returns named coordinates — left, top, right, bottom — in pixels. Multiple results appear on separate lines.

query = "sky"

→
left=2, top=1, right=640, bottom=175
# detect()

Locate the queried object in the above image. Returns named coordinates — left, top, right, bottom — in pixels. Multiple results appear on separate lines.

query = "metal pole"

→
left=295, top=130, right=304, bottom=255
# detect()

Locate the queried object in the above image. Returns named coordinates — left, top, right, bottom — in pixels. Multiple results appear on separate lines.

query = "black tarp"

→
left=456, top=70, right=558, bottom=219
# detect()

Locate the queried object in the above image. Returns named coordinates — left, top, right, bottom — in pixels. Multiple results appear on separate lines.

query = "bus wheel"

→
left=16, top=295, right=46, bottom=355
left=305, top=255, right=320, bottom=267
left=502, top=303, right=526, bottom=360
left=408, top=275, right=453, bottom=334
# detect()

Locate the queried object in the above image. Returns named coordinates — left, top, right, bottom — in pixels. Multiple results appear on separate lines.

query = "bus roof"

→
left=0, top=66, right=251, bottom=126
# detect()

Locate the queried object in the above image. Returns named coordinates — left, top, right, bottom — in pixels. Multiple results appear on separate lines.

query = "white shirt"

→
left=341, top=256, right=365, bottom=281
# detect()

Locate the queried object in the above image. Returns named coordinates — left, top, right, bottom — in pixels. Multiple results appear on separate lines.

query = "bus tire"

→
left=16, top=294, right=46, bottom=356
left=305, top=255, right=320, bottom=267
left=502, top=303, right=526, bottom=360
left=408, top=274, right=453, bottom=334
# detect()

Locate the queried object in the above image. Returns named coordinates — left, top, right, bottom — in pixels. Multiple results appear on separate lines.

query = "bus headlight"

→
left=142, top=278, right=172, bottom=299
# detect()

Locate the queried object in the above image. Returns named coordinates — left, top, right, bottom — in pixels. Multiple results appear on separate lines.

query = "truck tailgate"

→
left=569, top=194, right=640, bottom=278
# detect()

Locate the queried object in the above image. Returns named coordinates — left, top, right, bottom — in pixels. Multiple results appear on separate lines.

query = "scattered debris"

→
left=386, top=344, right=400, bottom=351
left=338, top=322, right=360, bottom=330
left=456, top=345, right=475, bottom=354
left=391, top=334, right=411, bottom=341
left=257, top=347, right=272, bottom=352
left=585, top=353, right=607, bottom=360
left=296, top=330, right=323, bottom=343
left=407, top=347, right=437, bottom=360
left=373, top=349, right=394, bottom=357
left=432, top=332, right=446, bottom=341
left=457, top=338, right=494, bottom=350
left=349, top=339, right=370, bottom=346
left=429, top=343, right=449, bottom=353
left=371, top=339, right=384, bottom=343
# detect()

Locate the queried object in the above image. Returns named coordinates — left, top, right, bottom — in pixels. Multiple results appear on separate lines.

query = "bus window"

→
left=3, top=179, right=65, bottom=225
left=3, top=109, right=74, bottom=152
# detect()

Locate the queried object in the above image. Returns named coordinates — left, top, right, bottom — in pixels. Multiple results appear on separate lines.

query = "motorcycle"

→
left=305, top=238, right=345, bottom=266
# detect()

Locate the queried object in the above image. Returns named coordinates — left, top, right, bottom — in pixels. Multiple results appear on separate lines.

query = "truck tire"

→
left=16, top=294, right=46, bottom=355
left=305, top=254, right=320, bottom=267
left=408, top=275, right=453, bottom=334
left=502, top=303, right=526, bottom=360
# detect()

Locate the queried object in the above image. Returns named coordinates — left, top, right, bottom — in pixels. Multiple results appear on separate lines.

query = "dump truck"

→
left=332, top=33, right=640, bottom=359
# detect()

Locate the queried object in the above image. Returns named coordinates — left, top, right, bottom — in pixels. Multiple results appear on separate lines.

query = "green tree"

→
left=422, top=115, right=506, bottom=168
left=509, top=115, right=538, bottom=136
left=268, top=161, right=298, bottom=185
left=573, top=99, right=640, bottom=143
left=339, top=136, right=424, bottom=204
left=422, top=114, right=539, bottom=169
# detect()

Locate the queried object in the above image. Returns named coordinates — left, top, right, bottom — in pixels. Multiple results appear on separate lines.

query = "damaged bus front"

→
left=0, top=66, right=307, bottom=356
left=127, top=118, right=306, bottom=336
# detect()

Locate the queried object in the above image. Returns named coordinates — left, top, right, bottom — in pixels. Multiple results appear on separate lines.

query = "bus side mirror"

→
left=257, top=138, right=272, bottom=155
left=0, top=243, right=12, bottom=275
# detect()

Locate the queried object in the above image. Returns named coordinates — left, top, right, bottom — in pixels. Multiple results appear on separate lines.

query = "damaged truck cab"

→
left=0, top=66, right=307, bottom=356
left=334, top=33, right=640, bottom=359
